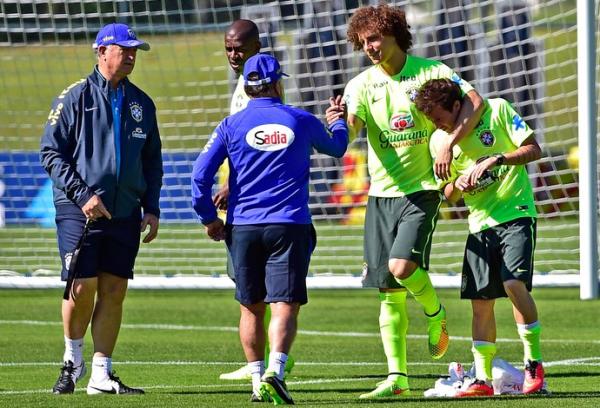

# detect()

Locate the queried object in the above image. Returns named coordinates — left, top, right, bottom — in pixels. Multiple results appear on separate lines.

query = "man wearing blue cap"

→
left=41, top=23, right=162, bottom=395
left=217, top=20, right=297, bottom=383
left=192, top=53, right=348, bottom=404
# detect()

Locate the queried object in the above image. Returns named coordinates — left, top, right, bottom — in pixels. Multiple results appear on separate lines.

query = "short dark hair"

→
left=414, top=78, right=463, bottom=114
left=244, top=72, right=277, bottom=97
left=347, top=4, right=412, bottom=52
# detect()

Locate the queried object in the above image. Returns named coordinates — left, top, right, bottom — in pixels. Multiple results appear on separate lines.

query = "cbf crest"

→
left=407, top=88, right=419, bottom=102
left=129, top=102, right=143, bottom=122
left=479, top=130, right=495, bottom=147
left=64, top=252, right=73, bottom=270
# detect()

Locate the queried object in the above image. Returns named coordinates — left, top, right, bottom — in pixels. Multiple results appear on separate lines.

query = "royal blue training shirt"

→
left=191, top=97, right=348, bottom=225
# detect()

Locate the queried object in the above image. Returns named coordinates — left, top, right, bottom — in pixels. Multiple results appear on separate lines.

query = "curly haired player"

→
left=343, top=3, right=484, bottom=399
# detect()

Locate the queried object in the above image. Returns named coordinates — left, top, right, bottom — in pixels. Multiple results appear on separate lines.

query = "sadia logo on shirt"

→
left=389, top=112, right=414, bottom=131
left=246, top=124, right=295, bottom=151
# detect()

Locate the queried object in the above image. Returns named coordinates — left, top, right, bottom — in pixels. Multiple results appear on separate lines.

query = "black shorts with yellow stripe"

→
left=362, top=190, right=442, bottom=289
left=461, top=217, right=537, bottom=299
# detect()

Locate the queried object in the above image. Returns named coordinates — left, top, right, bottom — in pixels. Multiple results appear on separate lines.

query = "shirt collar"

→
left=247, top=97, right=283, bottom=107
left=91, top=65, right=129, bottom=95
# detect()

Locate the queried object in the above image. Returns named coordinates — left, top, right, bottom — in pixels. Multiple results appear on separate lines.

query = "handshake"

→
left=325, top=95, right=347, bottom=125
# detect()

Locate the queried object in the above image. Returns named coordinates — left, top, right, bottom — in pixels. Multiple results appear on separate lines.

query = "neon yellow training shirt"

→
left=343, top=54, right=474, bottom=197
left=230, top=75, right=250, bottom=115
left=430, top=98, right=537, bottom=233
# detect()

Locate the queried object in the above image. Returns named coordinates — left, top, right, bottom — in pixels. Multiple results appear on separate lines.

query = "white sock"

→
left=248, top=360, right=265, bottom=392
left=91, top=356, right=112, bottom=382
left=63, top=336, right=84, bottom=366
left=517, top=320, right=540, bottom=332
left=267, top=352, right=288, bottom=380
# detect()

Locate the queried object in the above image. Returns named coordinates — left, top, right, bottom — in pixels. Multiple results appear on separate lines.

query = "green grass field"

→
left=0, top=287, right=599, bottom=407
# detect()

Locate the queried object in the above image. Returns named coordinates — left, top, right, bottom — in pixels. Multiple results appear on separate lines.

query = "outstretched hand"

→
left=325, top=95, right=346, bottom=125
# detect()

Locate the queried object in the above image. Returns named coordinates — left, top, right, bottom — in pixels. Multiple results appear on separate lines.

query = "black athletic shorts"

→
left=461, top=217, right=536, bottom=299
left=362, top=190, right=442, bottom=289
left=56, top=207, right=141, bottom=281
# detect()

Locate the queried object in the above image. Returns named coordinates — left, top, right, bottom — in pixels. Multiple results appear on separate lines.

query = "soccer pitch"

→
left=1, top=288, right=599, bottom=407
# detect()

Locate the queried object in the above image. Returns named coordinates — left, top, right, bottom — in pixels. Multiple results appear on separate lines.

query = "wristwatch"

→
left=493, top=153, right=505, bottom=166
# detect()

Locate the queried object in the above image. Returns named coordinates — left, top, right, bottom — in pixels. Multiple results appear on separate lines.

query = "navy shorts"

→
left=56, top=211, right=141, bottom=281
left=226, top=223, right=316, bottom=306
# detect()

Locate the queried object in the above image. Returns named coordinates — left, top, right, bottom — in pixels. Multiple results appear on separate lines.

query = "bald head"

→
left=224, top=19, right=261, bottom=74
left=226, top=19, right=259, bottom=42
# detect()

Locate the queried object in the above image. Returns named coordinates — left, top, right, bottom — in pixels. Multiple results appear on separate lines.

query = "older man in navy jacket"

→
left=41, top=23, right=162, bottom=396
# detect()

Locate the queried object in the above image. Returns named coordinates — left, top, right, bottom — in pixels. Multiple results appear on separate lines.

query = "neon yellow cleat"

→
left=259, top=372, right=294, bottom=405
left=283, top=355, right=295, bottom=376
left=427, top=305, right=449, bottom=359
left=219, top=364, right=252, bottom=381
left=358, top=380, right=411, bottom=399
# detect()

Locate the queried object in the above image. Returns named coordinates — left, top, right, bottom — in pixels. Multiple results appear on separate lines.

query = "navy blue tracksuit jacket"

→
left=40, top=67, right=163, bottom=218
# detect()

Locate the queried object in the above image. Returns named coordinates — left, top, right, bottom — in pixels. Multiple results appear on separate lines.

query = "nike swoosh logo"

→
left=85, top=107, right=98, bottom=111
left=88, top=386, right=117, bottom=394
left=372, top=96, right=384, bottom=103
left=411, top=249, right=422, bottom=255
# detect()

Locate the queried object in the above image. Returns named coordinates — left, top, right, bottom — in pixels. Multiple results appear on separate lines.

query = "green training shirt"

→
left=430, top=98, right=537, bottom=233
left=343, top=54, right=474, bottom=197
left=230, top=75, right=250, bottom=115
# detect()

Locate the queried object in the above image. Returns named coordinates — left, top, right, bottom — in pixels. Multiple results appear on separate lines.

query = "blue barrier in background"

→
left=0, top=151, right=199, bottom=226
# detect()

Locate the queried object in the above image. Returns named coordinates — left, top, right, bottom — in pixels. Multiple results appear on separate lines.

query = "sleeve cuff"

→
left=75, top=189, right=95, bottom=208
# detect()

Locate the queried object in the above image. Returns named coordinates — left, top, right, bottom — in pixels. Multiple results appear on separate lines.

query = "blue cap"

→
left=243, top=53, right=288, bottom=86
left=93, top=23, right=150, bottom=51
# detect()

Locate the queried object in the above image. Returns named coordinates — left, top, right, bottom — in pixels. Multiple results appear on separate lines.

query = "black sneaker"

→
left=87, top=371, right=145, bottom=395
left=250, top=392, right=264, bottom=402
left=52, top=361, right=76, bottom=394
left=259, top=372, right=294, bottom=405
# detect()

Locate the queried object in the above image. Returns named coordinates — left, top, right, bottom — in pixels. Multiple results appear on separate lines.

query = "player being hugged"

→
left=343, top=3, right=484, bottom=399
left=415, top=78, right=545, bottom=397
left=191, top=53, right=348, bottom=405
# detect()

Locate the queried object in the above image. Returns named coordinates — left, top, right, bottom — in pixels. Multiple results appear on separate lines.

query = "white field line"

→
left=1, top=319, right=599, bottom=344
left=2, top=358, right=600, bottom=396
left=3, top=357, right=600, bottom=369
left=0, top=377, right=372, bottom=395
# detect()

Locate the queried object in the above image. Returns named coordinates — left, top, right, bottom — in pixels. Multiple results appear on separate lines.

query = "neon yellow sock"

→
left=472, top=341, right=496, bottom=381
left=517, top=321, right=542, bottom=363
left=379, top=291, right=409, bottom=389
left=398, top=267, right=441, bottom=316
